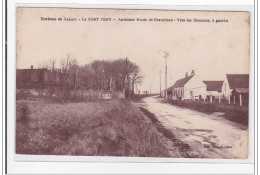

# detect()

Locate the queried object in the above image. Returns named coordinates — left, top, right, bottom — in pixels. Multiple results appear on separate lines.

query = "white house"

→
left=223, top=74, right=249, bottom=99
left=167, top=70, right=207, bottom=100
left=223, top=74, right=249, bottom=105
left=203, top=81, right=224, bottom=100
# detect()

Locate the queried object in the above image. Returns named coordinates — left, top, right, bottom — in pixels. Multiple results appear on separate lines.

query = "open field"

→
left=16, top=98, right=182, bottom=157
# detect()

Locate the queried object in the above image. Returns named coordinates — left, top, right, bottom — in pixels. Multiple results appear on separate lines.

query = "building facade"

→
left=203, top=81, right=224, bottom=100
left=223, top=74, right=249, bottom=105
left=16, top=66, right=49, bottom=89
left=167, top=71, right=207, bottom=101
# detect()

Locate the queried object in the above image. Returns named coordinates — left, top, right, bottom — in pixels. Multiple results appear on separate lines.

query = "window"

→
left=44, top=72, right=48, bottom=82
left=31, top=71, right=37, bottom=81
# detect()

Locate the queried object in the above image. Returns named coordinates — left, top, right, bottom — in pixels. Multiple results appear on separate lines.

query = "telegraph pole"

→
left=164, top=51, right=169, bottom=99
left=126, top=57, right=131, bottom=100
left=75, top=65, right=79, bottom=91
left=160, top=70, right=162, bottom=97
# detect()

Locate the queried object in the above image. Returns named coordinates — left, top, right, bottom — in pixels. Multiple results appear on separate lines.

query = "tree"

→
left=60, top=55, right=79, bottom=90
left=128, top=62, right=143, bottom=94
left=38, top=56, right=143, bottom=93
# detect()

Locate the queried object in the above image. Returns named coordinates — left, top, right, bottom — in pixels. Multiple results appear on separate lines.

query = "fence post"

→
left=228, top=95, right=230, bottom=104
left=239, top=94, right=242, bottom=106
left=219, top=93, right=221, bottom=103
left=233, top=95, right=235, bottom=105
left=210, top=95, right=212, bottom=103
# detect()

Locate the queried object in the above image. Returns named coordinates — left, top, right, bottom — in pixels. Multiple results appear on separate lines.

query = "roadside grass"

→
left=139, top=107, right=200, bottom=158
left=16, top=98, right=174, bottom=157
left=167, top=100, right=248, bottom=126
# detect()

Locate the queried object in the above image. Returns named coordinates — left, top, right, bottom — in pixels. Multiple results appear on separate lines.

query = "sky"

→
left=16, top=8, right=250, bottom=93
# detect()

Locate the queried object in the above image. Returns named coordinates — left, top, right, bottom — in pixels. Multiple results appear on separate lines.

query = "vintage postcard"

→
left=16, top=7, right=250, bottom=159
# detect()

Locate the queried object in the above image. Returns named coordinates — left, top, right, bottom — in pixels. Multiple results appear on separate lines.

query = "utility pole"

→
left=164, top=51, right=169, bottom=99
left=75, top=65, right=79, bottom=91
left=150, top=83, right=151, bottom=94
left=160, top=70, right=162, bottom=97
left=126, top=57, right=131, bottom=100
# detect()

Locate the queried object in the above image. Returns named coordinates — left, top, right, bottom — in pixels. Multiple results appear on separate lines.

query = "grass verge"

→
left=139, top=107, right=200, bottom=158
left=16, top=98, right=175, bottom=157
left=166, top=100, right=248, bottom=126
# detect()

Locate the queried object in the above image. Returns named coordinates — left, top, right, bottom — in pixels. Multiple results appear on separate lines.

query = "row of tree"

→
left=40, top=55, right=143, bottom=94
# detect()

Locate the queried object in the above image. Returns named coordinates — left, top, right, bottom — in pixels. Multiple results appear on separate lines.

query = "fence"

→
left=166, top=95, right=249, bottom=107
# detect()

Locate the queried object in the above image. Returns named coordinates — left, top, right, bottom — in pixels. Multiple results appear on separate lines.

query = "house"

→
left=223, top=74, right=249, bottom=105
left=17, top=66, right=49, bottom=89
left=161, top=90, right=166, bottom=98
left=203, top=81, right=224, bottom=101
left=16, top=65, right=63, bottom=89
left=167, top=70, right=207, bottom=100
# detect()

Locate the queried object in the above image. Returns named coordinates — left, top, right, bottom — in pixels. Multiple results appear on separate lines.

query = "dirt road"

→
left=137, top=96, right=248, bottom=159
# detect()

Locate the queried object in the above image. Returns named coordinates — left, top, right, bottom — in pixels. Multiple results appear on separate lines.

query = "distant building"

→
left=167, top=70, right=207, bottom=100
left=17, top=66, right=49, bottom=89
left=203, top=81, right=224, bottom=100
left=16, top=65, right=62, bottom=89
left=223, top=74, right=249, bottom=105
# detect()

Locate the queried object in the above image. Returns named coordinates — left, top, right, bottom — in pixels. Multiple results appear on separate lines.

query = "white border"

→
left=7, top=1, right=255, bottom=174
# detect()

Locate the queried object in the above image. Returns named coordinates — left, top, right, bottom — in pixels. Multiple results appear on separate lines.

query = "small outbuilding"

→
left=203, top=81, right=224, bottom=102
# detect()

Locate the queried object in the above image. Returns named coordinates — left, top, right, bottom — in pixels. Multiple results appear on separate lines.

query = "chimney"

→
left=191, top=70, right=195, bottom=76
left=185, top=72, right=188, bottom=78
left=31, top=65, right=33, bottom=69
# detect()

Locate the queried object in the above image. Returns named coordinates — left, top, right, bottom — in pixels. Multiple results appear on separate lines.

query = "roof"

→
left=232, top=88, right=249, bottom=94
left=17, top=68, right=48, bottom=73
left=226, top=74, right=249, bottom=89
left=203, top=81, right=223, bottom=92
left=166, top=75, right=194, bottom=91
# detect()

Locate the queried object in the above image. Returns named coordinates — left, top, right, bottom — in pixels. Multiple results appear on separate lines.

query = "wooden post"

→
left=228, top=95, right=230, bottom=104
left=233, top=95, right=236, bottom=105
left=210, top=95, right=212, bottom=103
left=219, top=93, right=221, bottom=103
left=239, top=94, right=242, bottom=106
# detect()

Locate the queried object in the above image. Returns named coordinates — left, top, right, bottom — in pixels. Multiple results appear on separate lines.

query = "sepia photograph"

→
left=16, top=7, right=250, bottom=159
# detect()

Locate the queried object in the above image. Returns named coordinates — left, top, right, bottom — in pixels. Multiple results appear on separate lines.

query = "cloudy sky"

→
left=17, top=8, right=250, bottom=93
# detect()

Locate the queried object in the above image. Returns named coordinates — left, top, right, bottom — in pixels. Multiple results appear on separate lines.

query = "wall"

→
left=17, top=89, right=125, bottom=100
left=222, top=75, right=232, bottom=100
left=172, top=87, right=184, bottom=100
left=183, top=75, right=207, bottom=100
